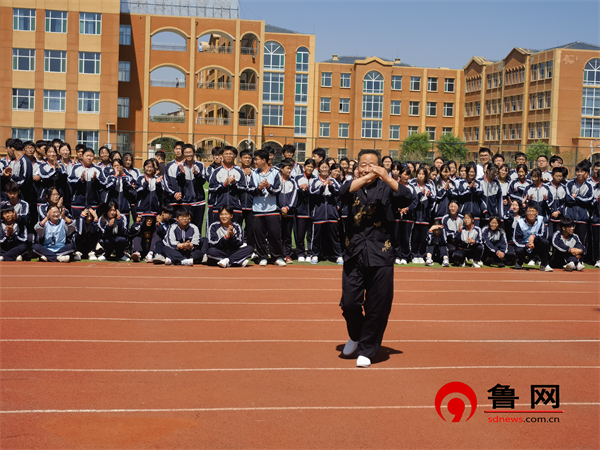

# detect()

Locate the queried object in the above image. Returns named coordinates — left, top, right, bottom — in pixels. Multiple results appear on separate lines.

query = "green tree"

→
left=525, top=140, right=553, bottom=162
left=401, top=132, right=431, bottom=161
left=151, top=137, right=176, bottom=161
left=436, top=132, right=468, bottom=161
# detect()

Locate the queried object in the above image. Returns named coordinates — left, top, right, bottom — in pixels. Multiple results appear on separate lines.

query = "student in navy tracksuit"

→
left=433, top=164, right=456, bottom=221
left=456, top=162, right=486, bottom=227
left=548, top=167, right=568, bottom=240
left=513, top=204, right=552, bottom=271
left=135, top=159, right=163, bottom=217
left=482, top=215, right=509, bottom=267
left=590, top=173, right=600, bottom=268
left=209, top=146, right=245, bottom=226
left=207, top=205, right=254, bottom=267
left=172, top=144, right=207, bottom=231
left=37, top=146, right=69, bottom=208
left=281, top=144, right=304, bottom=179
left=309, top=160, right=342, bottom=264
left=130, top=215, right=156, bottom=262
left=294, top=159, right=316, bottom=262
left=564, top=161, right=593, bottom=252
left=74, top=207, right=100, bottom=260
left=68, top=149, right=103, bottom=219
left=0, top=205, right=28, bottom=261
left=409, top=167, right=432, bottom=264
left=1, top=140, right=33, bottom=208
left=97, top=201, right=129, bottom=261
left=204, top=147, right=224, bottom=230
left=441, top=200, right=464, bottom=262
left=161, top=141, right=185, bottom=205
left=239, top=149, right=256, bottom=249
left=425, top=219, right=449, bottom=267
left=160, top=207, right=206, bottom=266
left=395, top=165, right=415, bottom=265
left=551, top=216, right=585, bottom=271
left=523, top=168, right=553, bottom=223
left=2, top=182, right=30, bottom=229
left=104, top=158, right=136, bottom=220
left=480, top=163, right=503, bottom=229
left=278, top=158, right=298, bottom=263
left=508, top=164, right=531, bottom=210
left=33, top=205, right=76, bottom=262
left=147, top=205, right=174, bottom=264
left=451, top=212, right=484, bottom=267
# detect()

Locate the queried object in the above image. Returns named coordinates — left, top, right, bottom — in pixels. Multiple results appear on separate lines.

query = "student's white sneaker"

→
left=565, top=261, right=575, bottom=272
left=595, top=260, right=600, bottom=268
left=75, top=251, right=82, bottom=258
left=342, top=339, right=358, bottom=356
left=95, top=242, right=103, bottom=251
left=0, top=256, right=4, bottom=261
left=72, top=254, right=81, bottom=261
left=131, top=252, right=141, bottom=262
left=472, top=262, right=481, bottom=268
left=153, top=254, right=165, bottom=264
left=15, top=255, right=22, bottom=262
left=240, top=258, right=249, bottom=267
left=201, top=254, right=208, bottom=264
left=57, top=255, right=70, bottom=263
left=297, top=256, right=305, bottom=263
left=144, top=252, right=153, bottom=263
left=217, top=258, right=230, bottom=268
left=97, top=255, right=106, bottom=262
left=88, top=252, right=98, bottom=261
left=411, top=258, right=419, bottom=264
left=181, top=258, right=194, bottom=266
left=311, top=256, right=319, bottom=264
left=419, top=258, right=426, bottom=264
left=275, top=258, right=286, bottom=267
left=425, top=258, right=434, bottom=266
left=119, top=255, right=131, bottom=262
left=259, top=259, right=268, bottom=266
left=576, top=262, right=585, bottom=271
left=165, top=257, right=172, bottom=266
left=356, top=355, right=371, bottom=368
left=465, top=258, right=473, bottom=265
left=394, top=258, right=401, bottom=265
left=336, top=257, right=343, bottom=265
left=399, top=259, right=408, bottom=265
left=476, top=261, right=484, bottom=267
left=528, top=260, right=537, bottom=267
left=540, top=265, right=553, bottom=272
left=442, top=256, right=450, bottom=267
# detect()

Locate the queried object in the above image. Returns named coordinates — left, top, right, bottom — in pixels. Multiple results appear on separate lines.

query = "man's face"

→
left=36, top=146, right=46, bottom=159
left=283, top=151, right=294, bottom=160
left=223, top=150, right=235, bottom=164
left=82, top=152, right=94, bottom=166
left=551, top=160, right=562, bottom=168
left=6, top=147, right=15, bottom=159
left=173, top=146, right=183, bottom=158
left=281, top=165, right=292, bottom=178
left=2, top=210, right=17, bottom=224
left=537, top=157, right=548, bottom=171
left=24, top=145, right=35, bottom=158
left=494, top=157, right=504, bottom=168
left=254, top=156, right=266, bottom=169
left=516, top=156, right=526, bottom=165
left=76, top=150, right=83, bottom=161
left=312, top=154, right=323, bottom=165
left=241, top=154, right=252, bottom=166
left=7, top=191, right=19, bottom=202
left=184, top=149, right=195, bottom=162
left=177, top=215, right=191, bottom=228
left=479, top=152, right=490, bottom=164
left=526, top=208, right=538, bottom=223
left=219, top=211, right=233, bottom=224
left=213, top=154, right=223, bottom=165
left=552, top=172, right=563, bottom=184
left=357, top=154, right=379, bottom=178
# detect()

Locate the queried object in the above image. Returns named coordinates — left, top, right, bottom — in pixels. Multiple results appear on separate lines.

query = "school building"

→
left=1, top=0, right=599, bottom=164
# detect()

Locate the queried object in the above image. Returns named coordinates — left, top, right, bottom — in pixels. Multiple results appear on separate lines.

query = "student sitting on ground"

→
left=551, top=217, right=585, bottom=272
left=513, top=204, right=552, bottom=271
left=481, top=215, right=509, bottom=268
left=97, top=201, right=130, bottom=262
left=207, top=206, right=254, bottom=268
left=451, top=212, right=484, bottom=268
left=160, top=207, right=206, bottom=266
left=0, top=205, right=28, bottom=261
left=130, top=215, right=156, bottom=263
left=74, top=207, right=100, bottom=261
left=149, top=205, right=175, bottom=264
left=425, top=219, right=449, bottom=267
left=33, top=205, right=76, bottom=262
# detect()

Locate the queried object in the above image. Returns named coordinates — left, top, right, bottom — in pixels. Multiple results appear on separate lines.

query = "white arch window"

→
left=296, top=47, right=309, bottom=72
left=363, top=71, right=384, bottom=94
left=584, top=58, right=600, bottom=86
left=264, top=41, right=285, bottom=71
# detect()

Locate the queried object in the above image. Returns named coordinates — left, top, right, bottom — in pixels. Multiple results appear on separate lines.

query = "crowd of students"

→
left=1, top=138, right=599, bottom=271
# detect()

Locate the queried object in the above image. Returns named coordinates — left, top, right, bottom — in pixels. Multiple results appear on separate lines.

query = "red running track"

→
left=0, top=263, right=599, bottom=449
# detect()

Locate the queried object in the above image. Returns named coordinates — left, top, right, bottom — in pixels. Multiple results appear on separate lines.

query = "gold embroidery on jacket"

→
left=382, top=240, right=391, bottom=252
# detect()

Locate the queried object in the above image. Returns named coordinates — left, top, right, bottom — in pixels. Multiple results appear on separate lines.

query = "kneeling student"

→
left=207, top=206, right=254, bottom=268
left=0, top=206, right=28, bottom=261
left=161, top=207, right=206, bottom=266
left=425, top=220, right=449, bottom=267
left=451, top=212, right=484, bottom=268
left=98, top=201, right=130, bottom=262
left=514, top=204, right=552, bottom=271
left=33, top=205, right=76, bottom=262
left=551, top=217, right=585, bottom=271
left=74, top=207, right=100, bottom=260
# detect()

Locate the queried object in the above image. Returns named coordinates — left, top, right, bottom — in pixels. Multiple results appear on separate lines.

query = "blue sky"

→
left=239, top=1, right=600, bottom=69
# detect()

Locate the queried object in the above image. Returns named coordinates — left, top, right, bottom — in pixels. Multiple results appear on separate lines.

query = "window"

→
left=338, top=148, right=348, bottom=158
left=79, top=52, right=101, bottom=74
left=339, top=98, right=350, bottom=113
left=547, top=61, right=553, bottom=78
left=492, top=99, right=497, bottom=114
left=426, top=127, right=436, bottom=140
left=295, top=143, right=306, bottom=162
left=46, top=10, right=67, bottom=33
left=77, top=130, right=99, bottom=151
left=504, top=97, right=509, bottom=113
left=581, top=118, right=600, bottom=137
left=410, top=76, right=421, bottom=91
left=538, top=93, right=544, bottom=109
left=539, top=62, right=546, bottom=80
left=476, top=101, right=481, bottom=115
left=445, top=78, right=455, bottom=92
left=43, top=90, right=66, bottom=112
left=321, top=72, right=332, bottom=87
left=409, top=101, right=420, bottom=116
left=12, top=89, right=34, bottom=111
left=13, top=8, right=35, bottom=31
left=529, top=123, right=535, bottom=139
left=264, top=41, right=285, bottom=71
left=43, top=129, right=65, bottom=141
left=361, top=121, right=382, bottom=138
left=363, top=71, right=384, bottom=93
left=485, top=127, right=490, bottom=141
left=119, top=25, right=131, bottom=45
left=117, top=97, right=130, bottom=118
left=408, top=126, right=419, bottom=136
left=475, top=127, right=480, bottom=141
left=12, top=128, right=34, bottom=140
left=486, top=100, right=490, bottom=115
left=339, top=123, right=349, bottom=138
left=320, top=97, right=331, bottom=112
left=391, top=75, right=402, bottom=90
left=117, top=133, right=130, bottom=152
left=443, top=127, right=453, bottom=135
left=427, top=102, right=437, bottom=116
left=582, top=88, right=600, bottom=116
left=44, top=50, right=66, bottom=73
left=428, top=77, right=438, bottom=92
left=487, top=74, right=491, bottom=89
left=13, top=49, right=35, bottom=71
left=390, top=100, right=401, bottom=115
left=320, top=122, right=330, bottom=138
left=340, top=73, right=351, bottom=88
left=78, top=91, right=100, bottom=113
left=362, top=95, right=383, bottom=119
left=80, top=12, right=101, bottom=35
left=530, top=94, right=536, bottom=110
left=518, top=95, right=523, bottom=111
left=263, top=72, right=284, bottom=103
left=536, top=123, right=543, bottom=139
left=293, top=47, right=309, bottom=73
left=511, top=96, right=516, bottom=112
left=262, top=105, right=283, bottom=126
left=295, top=74, right=308, bottom=104
left=545, top=92, right=551, bottom=109
left=531, top=64, right=538, bottom=81
left=390, top=125, right=400, bottom=140
left=584, top=59, right=600, bottom=86
left=118, top=61, right=130, bottom=82
left=544, top=122, right=550, bottom=138
left=294, top=106, right=307, bottom=136
left=443, top=102, right=454, bottom=117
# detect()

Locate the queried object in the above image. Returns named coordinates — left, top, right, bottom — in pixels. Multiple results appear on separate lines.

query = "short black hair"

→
left=282, top=144, right=295, bottom=156
left=262, top=145, right=275, bottom=155
left=109, top=150, right=122, bottom=161
left=526, top=204, right=539, bottom=212
left=35, top=140, right=47, bottom=149
left=11, top=139, right=24, bottom=151
left=182, top=143, right=195, bottom=155
left=174, top=141, right=185, bottom=149
left=357, top=149, right=381, bottom=165
left=549, top=155, right=563, bottom=165
left=254, top=149, right=269, bottom=162
left=516, top=163, right=528, bottom=174
left=1, top=205, right=15, bottom=215
left=212, top=146, right=223, bottom=156
left=240, top=149, right=252, bottom=158
left=218, top=205, right=234, bottom=215
left=312, top=148, right=326, bottom=160
left=576, top=160, right=591, bottom=174
left=537, top=154, right=549, bottom=162
left=75, top=143, right=86, bottom=153
left=175, top=206, right=192, bottom=218
left=434, top=156, right=444, bottom=163
left=51, top=138, right=63, bottom=147
left=223, top=145, right=238, bottom=157
left=515, top=152, right=527, bottom=160
left=160, top=204, right=174, bottom=216
left=492, top=153, right=504, bottom=161
left=279, top=158, right=294, bottom=169
left=155, top=150, right=166, bottom=161
left=304, top=158, right=316, bottom=167
left=479, top=147, right=491, bottom=155
left=83, top=148, right=95, bottom=156
left=23, top=141, right=35, bottom=149
left=560, top=216, right=575, bottom=230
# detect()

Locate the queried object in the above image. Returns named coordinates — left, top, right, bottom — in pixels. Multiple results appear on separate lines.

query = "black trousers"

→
left=311, top=222, right=342, bottom=259
left=0, top=241, right=28, bottom=261
left=591, top=225, right=600, bottom=263
left=294, top=217, right=311, bottom=258
left=75, top=232, right=99, bottom=255
left=452, top=244, right=484, bottom=264
left=101, top=235, right=128, bottom=259
left=32, top=243, right=76, bottom=261
left=206, top=245, right=255, bottom=266
left=550, top=250, right=581, bottom=268
left=340, top=254, right=394, bottom=359
left=410, top=223, right=428, bottom=258
left=426, top=244, right=448, bottom=260
left=253, top=214, right=283, bottom=260
left=515, top=237, right=550, bottom=267
left=242, top=209, right=255, bottom=248
left=281, top=215, right=294, bottom=258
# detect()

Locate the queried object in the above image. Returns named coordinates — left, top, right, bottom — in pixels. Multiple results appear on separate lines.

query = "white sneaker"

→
left=131, top=252, right=141, bottom=262
left=528, top=260, right=537, bottom=267
left=425, top=258, right=434, bottom=266
left=181, top=258, right=194, bottom=266
left=15, top=255, right=22, bottom=262
left=0, top=256, right=4, bottom=261
left=472, top=262, right=481, bottom=268
left=595, top=260, right=600, bottom=268
left=145, top=252, right=153, bottom=263
left=259, top=259, right=268, bottom=266
left=153, top=254, right=165, bottom=264
left=419, top=258, right=426, bottom=264
left=356, top=355, right=371, bottom=368
left=565, top=262, right=575, bottom=272
left=399, top=259, right=407, bottom=265
left=576, top=262, right=585, bottom=271
left=395, top=258, right=401, bottom=265
left=311, top=256, right=319, bottom=264
left=201, top=254, right=208, bottom=264
left=75, top=251, right=82, bottom=257
left=298, top=256, right=305, bottom=263
left=540, top=265, right=553, bottom=272
left=97, top=255, right=106, bottom=261
left=342, top=339, right=358, bottom=356
left=476, top=261, right=484, bottom=267
left=39, top=255, right=48, bottom=262
left=442, top=256, right=449, bottom=267
left=217, top=258, right=230, bottom=268
left=165, top=257, right=172, bottom=266
left=88, top=252, right=97, bottom=261
left=336, top=257, right=343, bottom=265
left=411, top=258, right=419, bottom=264
left=57, top=255, right=70, bottom=263
left=72, top=254, right=81, bottom=261
left=240, top=258, right=249, bottom=267
left=119, top=255, right=131, bottom=262
left=95, top=242, right=103, bottom=251
left=275, top=258, right=286, bottom=267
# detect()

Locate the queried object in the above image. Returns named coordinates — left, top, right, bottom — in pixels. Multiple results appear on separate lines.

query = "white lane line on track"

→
left=0, top=402, right=598, bottom=414
left=1, top=339, right=598, bottom=343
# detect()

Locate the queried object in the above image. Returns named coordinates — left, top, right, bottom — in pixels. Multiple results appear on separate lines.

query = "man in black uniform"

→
left=339, top=150, right=413, bottom=367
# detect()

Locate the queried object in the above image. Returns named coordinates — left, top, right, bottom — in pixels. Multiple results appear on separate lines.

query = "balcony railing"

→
left=241, top=47, right=258, bottom=55
left=196, top=81, right=232, bottom=90
left=196, top=117, right=231, bottom=125
left=239, top=82, right=257, bottom=91
left=152, top=42, right=187, bottom=52
left=239, top=118, right=256, bottom=127
left=150, top=115, right=185, bottom=123
left=150, top=79, right=186, bottom=88
left=199, top=45, right=233, bottom=54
